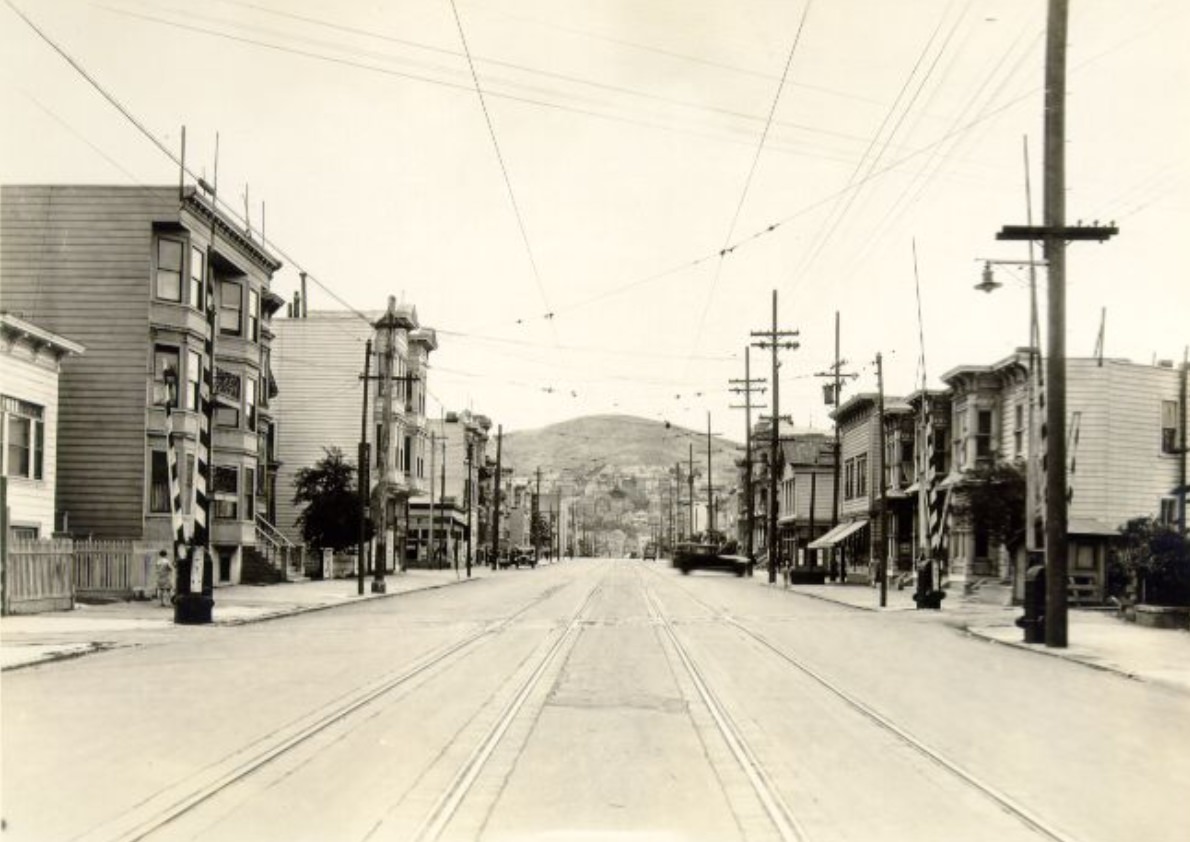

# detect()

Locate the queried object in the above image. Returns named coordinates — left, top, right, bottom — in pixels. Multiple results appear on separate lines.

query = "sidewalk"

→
left=780, top=579, right=1190, bottom=695
left=1, top=566, right=488, bottom=672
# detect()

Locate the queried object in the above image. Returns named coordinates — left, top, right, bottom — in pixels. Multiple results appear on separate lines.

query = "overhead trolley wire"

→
left=680, top=0, right=815, bottom=381
left=447, top=0, right=557, bottom=345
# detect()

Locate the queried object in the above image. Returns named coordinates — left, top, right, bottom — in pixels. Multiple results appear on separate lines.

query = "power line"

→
left=682, top=0, right=815, bottom=382
left=447, top=0, right=555, bottom=343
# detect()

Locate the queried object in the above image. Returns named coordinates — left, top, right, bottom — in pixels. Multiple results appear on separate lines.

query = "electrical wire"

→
left=681, top=0, right=815, bottom=382
left=447, top=0, right=556, bottom=345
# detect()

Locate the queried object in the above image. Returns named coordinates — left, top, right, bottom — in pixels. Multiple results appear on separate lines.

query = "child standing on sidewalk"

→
left=155, top=550, right=174, bottom=606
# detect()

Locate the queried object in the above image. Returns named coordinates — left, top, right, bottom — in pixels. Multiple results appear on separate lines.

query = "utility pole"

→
left=751, top=289, right=799, bottom=583
left=706, top=412, right=714, bottom=534
left=429, top=428, right=437, bottom=568
left=357, top=340, right=372, bottom=596
left=441, top=435, right=448, bottom=569
left=370, top=297, right=401, bottom=594
left=465, top=440, right=473, bottom=578
left=491, top=424, right=502, bottom=568
left=688, top=443, right=695, bottom=538
left=997, top=0, right=1117, bottom=648
left=875, top=352, right=888, bottom=609
left=1179, top=348, right=1187, bottom=538
left=534, top=466, right=542, bottom=563
left=730, top=347, right=768, bottom=568
left=815, top=312, right=857, bottom=531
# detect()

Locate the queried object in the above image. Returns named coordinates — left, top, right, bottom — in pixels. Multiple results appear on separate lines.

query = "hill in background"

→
left=501, top=415, right=743, bottom=483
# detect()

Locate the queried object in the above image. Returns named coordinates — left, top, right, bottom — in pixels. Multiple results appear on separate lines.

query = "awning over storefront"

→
left=808, top=519, right=868, bottom=549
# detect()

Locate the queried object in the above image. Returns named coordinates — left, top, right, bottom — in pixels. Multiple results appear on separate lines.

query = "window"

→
left=245, top=377, right=257, bottom=433
left=189, top=245, right=206, bottom=310
left=156, top=237, right=184, bottom=302
left=214, top=368, right=241, bottom=428
left=247, top=289, right=260, bottom=342
left=856, top=454, right=868, bottom=497
left=1014, top=403, right=1025, bottom=457
left=844, top=459, right=855, bottom=500
left=1159, top=497, right=1178, bottom=526
left=213, top=465, right=239, bottom=520
left=954, top=409, right=968, bottom=469
left=149, top=450, right=170, bottom=513
left=376, top=423, right=384, bottom=468
left=219, top=281, right=243, bottom=336
left=153, top=346, right=180, bottom=408
left=2, top=396, right=45, bottom=480
left=11, top=525, right=39, bottom=540
left=244, top=466, right=256, bottom=520
left=976, top=409, right=993, bottom=459
left=182, top=453, right=195, bottom=514
left=187, top=350, right=202, bottom=411
left=404, top=435, right=412, bottom=473
left=1161, top=400, right=1180, bottom=454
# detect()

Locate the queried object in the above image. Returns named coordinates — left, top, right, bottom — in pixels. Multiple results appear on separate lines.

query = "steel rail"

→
left=407, top=579, right=604, bottom=842
left=78, top=570, right=602, bottom=842
left=649, top=566, right=1081, bottom=842
left=641, top=580, right=808, bottom=842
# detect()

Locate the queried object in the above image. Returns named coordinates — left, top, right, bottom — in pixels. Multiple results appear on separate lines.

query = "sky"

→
left=2, top=0, right=1187, bottom=440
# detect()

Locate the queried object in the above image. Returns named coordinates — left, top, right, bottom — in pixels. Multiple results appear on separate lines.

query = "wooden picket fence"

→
left=73, top=540, right=141, bottom=599
left=3, top=538, right=140, bottom=614
left=5, top=538, right=75, bottom=615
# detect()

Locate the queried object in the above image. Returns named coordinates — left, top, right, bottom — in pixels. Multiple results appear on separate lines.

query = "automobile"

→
left=673, top=541, right=750, bottom=577
left=512, top=547, right=537, bottom=568
left=642, top=544, right=657, bottom=561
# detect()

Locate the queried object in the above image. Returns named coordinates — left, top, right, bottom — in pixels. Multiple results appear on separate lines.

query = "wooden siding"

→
left=2, top=337, right=64, bottom=536
left=272, top=314, right=375, bottom=544
left=1, top=185, right=167, bottom=537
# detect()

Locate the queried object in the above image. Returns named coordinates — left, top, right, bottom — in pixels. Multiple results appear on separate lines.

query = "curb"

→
left=1, top=575, right=484, bottom=671
left=961, top=624, right=1144, bottom=684
left=214, top=574, right=482, bottom=627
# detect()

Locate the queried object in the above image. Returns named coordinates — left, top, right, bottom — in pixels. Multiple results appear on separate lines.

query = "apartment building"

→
left=1, top=185, right=283, bottom=583
left=272, top=306, right=435, bottom=571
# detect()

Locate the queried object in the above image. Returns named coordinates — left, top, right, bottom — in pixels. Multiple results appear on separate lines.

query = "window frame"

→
left=213, top=464, right=239, bottom=520
left=187, top=349, right=202, bottom=411
left=219, top=280, right=244, bottom=337
left=189, top=245, right=206, bottom=311
left=2, top=396, right=45, bottom=481
left=247, top=288, right=260, bottom=343
left=1161, top=400, right=1180, bottom=454
left=148, top=449, right=170, bottom=514
left=155, top=236, right=184, bottom=303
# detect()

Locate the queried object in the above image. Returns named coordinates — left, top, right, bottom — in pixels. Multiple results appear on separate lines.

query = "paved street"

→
left=3, top=559, right=1189, bottom=842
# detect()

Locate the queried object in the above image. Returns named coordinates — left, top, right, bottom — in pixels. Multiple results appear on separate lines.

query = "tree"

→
left=293, top=447, right=371, bottom=553
left=950, top=460, right=1028, bottom=556
left=1109, top=517, right=1190, bottom=605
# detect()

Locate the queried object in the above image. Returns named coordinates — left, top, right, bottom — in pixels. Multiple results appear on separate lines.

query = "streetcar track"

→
left=641, top=580, right=808, bottom=842
left=401, top=578, right=605, bottom=842
left=646, top=566, right=1081, bottom=842
left=75, top=567, right=604, bottom=842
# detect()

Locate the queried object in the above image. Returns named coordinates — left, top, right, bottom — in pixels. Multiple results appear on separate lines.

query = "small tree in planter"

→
left=1109, top=517, right=1190, bottom=606
left=293, top=447, right=372, bottom=577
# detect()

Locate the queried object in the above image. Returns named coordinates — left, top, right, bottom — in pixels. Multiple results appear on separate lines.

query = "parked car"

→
left=673, top=541, right=750, bottom=577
